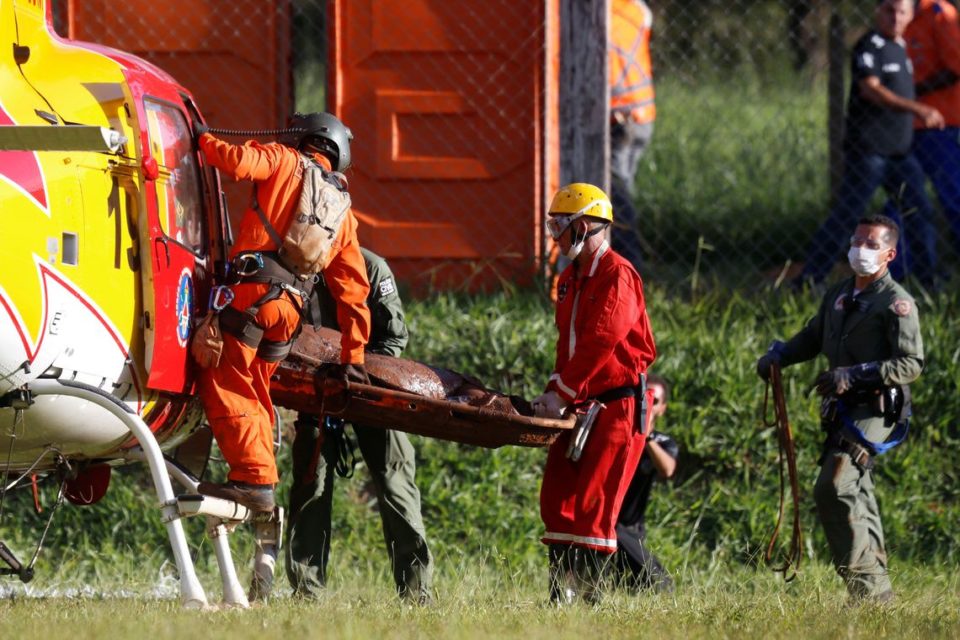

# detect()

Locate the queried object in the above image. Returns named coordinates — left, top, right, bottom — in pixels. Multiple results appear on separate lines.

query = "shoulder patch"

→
left=834, top=293, right=848, bottom=311
left=891, top=299, right=912, bottom=316
left=378, top=277, right=396, bottom=297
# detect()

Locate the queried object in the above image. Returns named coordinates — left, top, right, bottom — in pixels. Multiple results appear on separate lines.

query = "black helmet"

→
left=278, top=112, right=353, bottom=171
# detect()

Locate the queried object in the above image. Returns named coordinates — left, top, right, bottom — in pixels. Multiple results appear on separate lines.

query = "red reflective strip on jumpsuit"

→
left=540, top=242, right=657, bottom=552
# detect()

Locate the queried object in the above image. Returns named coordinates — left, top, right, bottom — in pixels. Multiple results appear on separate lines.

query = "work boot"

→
left=575, top=548, right=609, bottom=606
left=197, top=480, right=275, bottom=512
left=846, top=589, right=896, bottom=608
left=548, top=544, right=577, bottom=606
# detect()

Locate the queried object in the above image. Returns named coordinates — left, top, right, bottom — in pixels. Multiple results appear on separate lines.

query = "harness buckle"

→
left=233, top=252, right=265, bottom=277
left=279, top=282, right=306, bottom=298
left=209, top=285, right=235, bottom=313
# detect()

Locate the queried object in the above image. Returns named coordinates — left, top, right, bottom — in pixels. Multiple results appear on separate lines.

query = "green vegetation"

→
left=2, top=288, right=958, bottom=622
left=638, top=76, right=831, bottom=276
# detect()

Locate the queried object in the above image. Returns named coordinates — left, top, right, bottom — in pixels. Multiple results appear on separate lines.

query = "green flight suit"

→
left=286, top=248, right=433, bottom=601
left=778, top=272, right=923, bottom=599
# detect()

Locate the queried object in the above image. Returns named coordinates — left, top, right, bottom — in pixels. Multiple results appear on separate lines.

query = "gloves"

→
left=532, top=390, right=568, bottom=419
left=756, top=340, right=786, bottom=380
left=815, top=367, right=853, bottom=396
left=814, top=362, right=881, bottom=396
left=192, top=121, right=210, bottom=139
left=335, top=362, right=370, bottom=386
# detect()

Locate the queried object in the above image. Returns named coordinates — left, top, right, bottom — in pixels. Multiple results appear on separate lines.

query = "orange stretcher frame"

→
left=271, top=358, right=576, bottom=449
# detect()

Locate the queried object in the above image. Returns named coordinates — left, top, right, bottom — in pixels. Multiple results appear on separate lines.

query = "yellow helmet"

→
left=546, top=183, right=612, bottom=240
left=548, top=183, right=613, bottom=222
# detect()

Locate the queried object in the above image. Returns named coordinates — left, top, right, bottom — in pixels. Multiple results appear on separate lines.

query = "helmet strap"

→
left=564, top=222, right=606, bottom=261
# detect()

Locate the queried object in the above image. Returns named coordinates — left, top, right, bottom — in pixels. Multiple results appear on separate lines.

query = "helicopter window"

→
left=143, top=99, right=206, bottom=256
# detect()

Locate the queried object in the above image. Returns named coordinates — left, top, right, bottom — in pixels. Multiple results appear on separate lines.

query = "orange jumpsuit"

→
left=197, top=133, right=371, bottom=485
left=906, top=0, right=960, bottom=127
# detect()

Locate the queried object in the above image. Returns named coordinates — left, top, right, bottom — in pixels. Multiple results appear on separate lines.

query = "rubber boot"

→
left=575, top=548, right=610, bottom=605
left=548, top=544, right=577, bottom=606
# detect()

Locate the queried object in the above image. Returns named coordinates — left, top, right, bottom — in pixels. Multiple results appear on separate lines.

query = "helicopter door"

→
left=140, top=98, right=208, bottom=393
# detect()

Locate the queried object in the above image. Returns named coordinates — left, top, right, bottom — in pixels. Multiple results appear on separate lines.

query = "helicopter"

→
left=0, top=0, right=276, bottom=608
left=0, top=0, right=582, bottom=608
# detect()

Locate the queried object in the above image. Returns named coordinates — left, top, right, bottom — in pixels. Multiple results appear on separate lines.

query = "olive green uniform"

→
left=777, top=272, right=922, bottom=599
left=286, top=248, right=433, bottom=601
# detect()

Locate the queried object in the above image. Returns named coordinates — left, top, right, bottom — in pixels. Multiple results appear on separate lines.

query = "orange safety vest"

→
left=905, top=0, right=960, bottom=127
left=610, top=0, right=656, bottom=124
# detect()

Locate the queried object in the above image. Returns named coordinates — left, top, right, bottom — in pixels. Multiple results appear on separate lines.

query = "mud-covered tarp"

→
left=270, top=326, right=575, bottom=448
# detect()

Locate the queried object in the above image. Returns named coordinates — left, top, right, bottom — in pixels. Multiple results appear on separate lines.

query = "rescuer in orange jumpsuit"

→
left=194, top=113, right=371, bottom=512
left=533, top=183, right=657, bottom=605
left=609, top=0, right=656, bottom=268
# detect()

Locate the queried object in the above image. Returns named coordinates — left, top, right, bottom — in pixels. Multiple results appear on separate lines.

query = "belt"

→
left=594, top=375, right=646, bottom=404
left=828, top=432, right=874, bottom=470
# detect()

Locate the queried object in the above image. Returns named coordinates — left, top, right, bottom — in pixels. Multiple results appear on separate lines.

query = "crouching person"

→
left=533, top=183, right=657, bottom=605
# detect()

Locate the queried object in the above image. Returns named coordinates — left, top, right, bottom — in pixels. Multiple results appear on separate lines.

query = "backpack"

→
left=252, top=155, right=351, bottom=276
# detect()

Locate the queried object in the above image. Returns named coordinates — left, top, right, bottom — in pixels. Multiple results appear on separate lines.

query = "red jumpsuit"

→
left=540, top=242, right=657, bottom=552
left=197, top=133, right=371, bottom=485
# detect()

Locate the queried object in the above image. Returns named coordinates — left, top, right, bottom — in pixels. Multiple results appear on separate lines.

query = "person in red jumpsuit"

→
left=533, top=182, right=657, bottom=604
left=193, top=113, right=371, bottom=512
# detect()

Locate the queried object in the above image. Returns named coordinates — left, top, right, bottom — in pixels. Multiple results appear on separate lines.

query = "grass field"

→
left=2, top=563, right=960, bottom=639
left=1, top=288, right=958, bottom=635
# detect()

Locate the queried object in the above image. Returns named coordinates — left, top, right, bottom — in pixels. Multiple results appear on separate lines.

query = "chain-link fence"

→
left=56, top=0, right=960, bottom=292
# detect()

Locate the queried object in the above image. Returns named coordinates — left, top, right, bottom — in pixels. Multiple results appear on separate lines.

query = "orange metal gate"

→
left=329, top=0, right=555, bottom=290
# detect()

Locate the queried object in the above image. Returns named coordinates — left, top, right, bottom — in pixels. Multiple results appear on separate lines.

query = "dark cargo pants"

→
left=286, top=414, right=433, bottom=600
left=814, top=408, right=895, bottom=600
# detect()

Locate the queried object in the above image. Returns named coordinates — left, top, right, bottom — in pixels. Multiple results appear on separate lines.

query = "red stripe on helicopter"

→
left=0, top=262, right=143, bottom=409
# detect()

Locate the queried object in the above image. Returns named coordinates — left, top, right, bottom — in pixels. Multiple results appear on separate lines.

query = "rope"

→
left=761, top=363, right=803, bottom=582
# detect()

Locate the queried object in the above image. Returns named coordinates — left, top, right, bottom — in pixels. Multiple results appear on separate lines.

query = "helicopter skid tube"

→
left=27, top=379, right=208, bottom=608
left=126, top=452, right=249, bottom=608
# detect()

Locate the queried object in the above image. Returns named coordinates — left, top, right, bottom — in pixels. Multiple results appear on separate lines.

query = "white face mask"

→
left=564, top=238, right=585, bottom=261
left=848, top=246, right=883, bottom=276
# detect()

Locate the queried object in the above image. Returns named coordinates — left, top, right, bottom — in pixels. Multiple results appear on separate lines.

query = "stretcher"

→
left=270, top=326, right=576, bottom=448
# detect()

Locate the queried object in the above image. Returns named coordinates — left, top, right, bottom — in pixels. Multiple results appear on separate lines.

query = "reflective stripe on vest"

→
left=610, top=0, right=655, bottom=122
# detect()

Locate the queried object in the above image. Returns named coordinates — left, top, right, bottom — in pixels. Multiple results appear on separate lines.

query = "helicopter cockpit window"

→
left=144, top=99, right=206, bottom=255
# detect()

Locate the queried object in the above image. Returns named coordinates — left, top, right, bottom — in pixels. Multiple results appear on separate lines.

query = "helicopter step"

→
left=174, top=495, right=283, bottom=604
left=174, top=494, right=282, bottom=525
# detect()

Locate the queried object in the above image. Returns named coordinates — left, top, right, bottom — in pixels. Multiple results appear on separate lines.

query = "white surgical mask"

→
left=848, top=246, right=882, bottom=276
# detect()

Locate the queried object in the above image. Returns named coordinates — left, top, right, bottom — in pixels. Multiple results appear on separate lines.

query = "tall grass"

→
left=3, top=287, right=957, bottom=595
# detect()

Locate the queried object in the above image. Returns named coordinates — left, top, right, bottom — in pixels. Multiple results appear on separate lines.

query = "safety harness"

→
left=213, top=159, right=349, bottom=363
left=216, top=251, right=315, bottom=362
left=824, top=385, right=911, bottom=470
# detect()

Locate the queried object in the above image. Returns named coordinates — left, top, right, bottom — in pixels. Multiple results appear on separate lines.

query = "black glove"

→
left=814, top=362, right=881, bottom=397
left=336, top=363, right=370, bottom=386
left=192, top=121, right=210, bottom=139
left=756, top=340, right=786, bottom=380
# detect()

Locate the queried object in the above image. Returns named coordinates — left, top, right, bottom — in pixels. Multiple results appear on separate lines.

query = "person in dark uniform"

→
left=285, top=248, right=433, bottom=604
left=796, top=0, right=944, bottom=288
left=759, top=215, right=923, bottom=603
left=613, top=373, right=678, bottom=593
